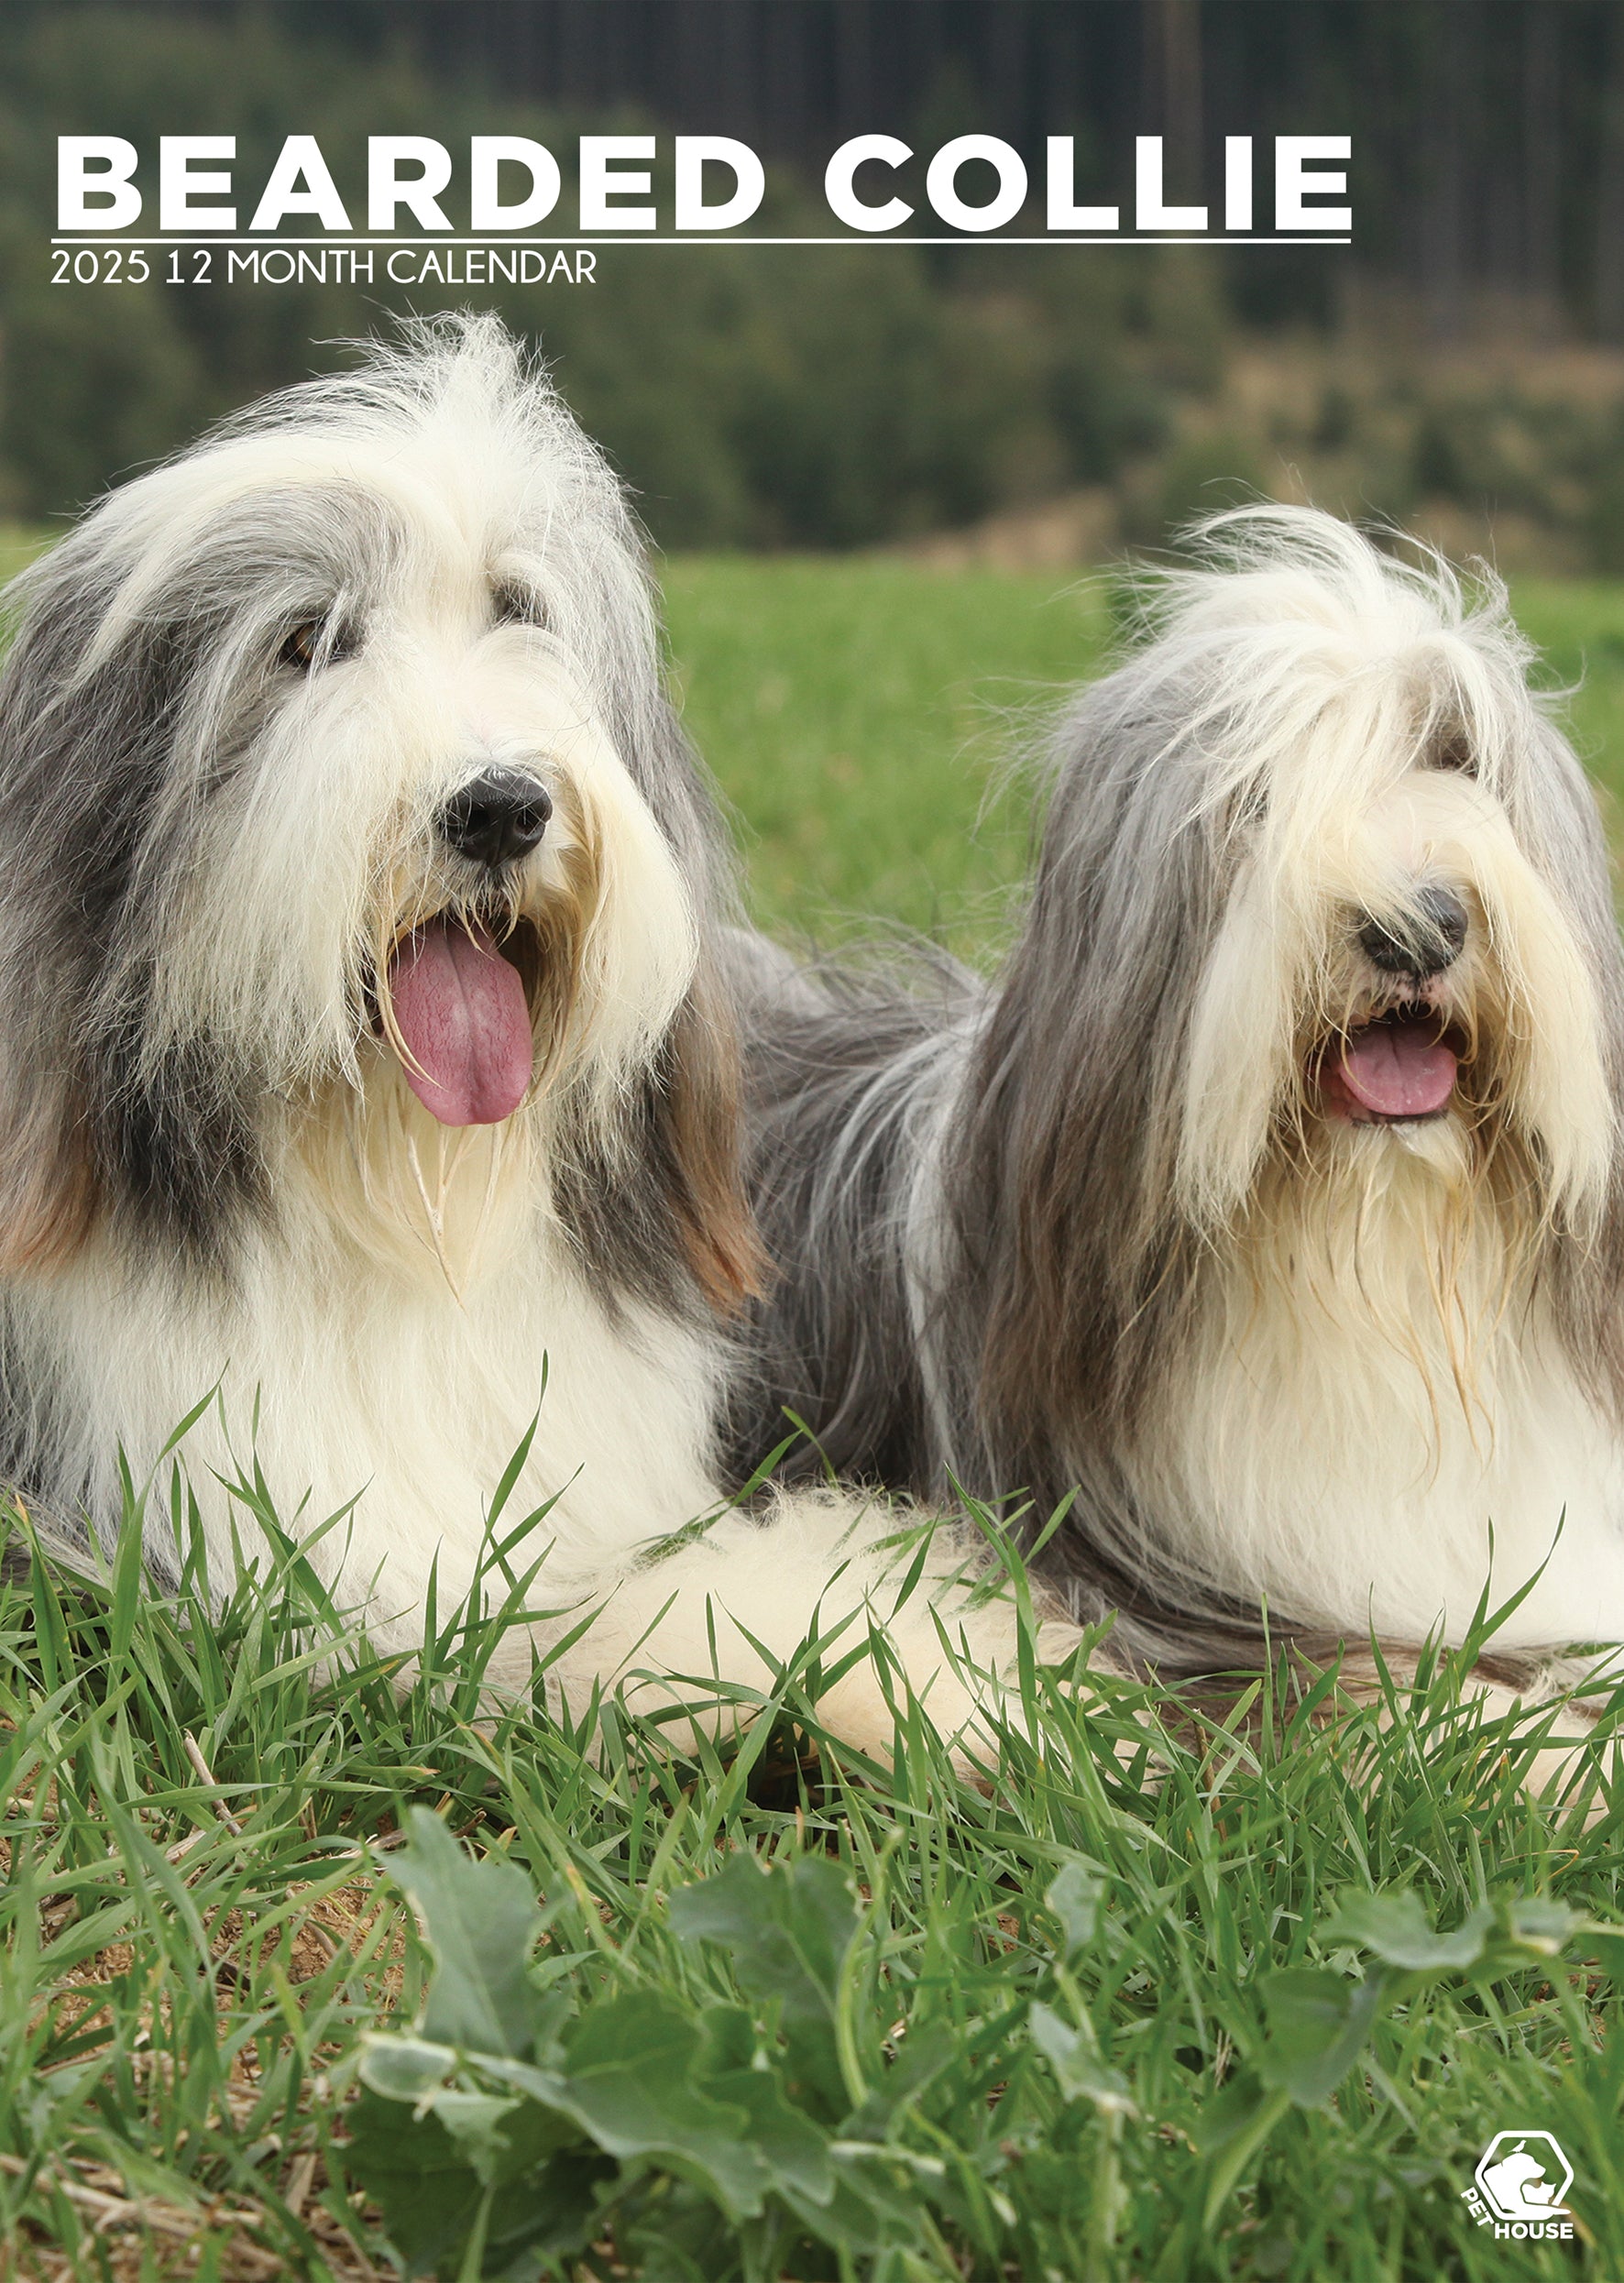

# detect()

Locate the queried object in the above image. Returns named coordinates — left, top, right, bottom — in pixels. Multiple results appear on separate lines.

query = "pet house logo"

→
left=1461, top=2132, right=1575, bottom=2239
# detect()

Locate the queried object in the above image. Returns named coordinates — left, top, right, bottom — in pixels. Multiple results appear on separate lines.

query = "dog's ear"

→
left=0, top=572, right=124, bottom=1276
left=607, top=691, right=768, bottom=1313
left=950, top=694, right=1212, bottom=1463
left=0, top=537, right=220, bottom=1278
left=658, top=962, right=768, bottom=1313
left=0, top=1078, right=94, bottom=1275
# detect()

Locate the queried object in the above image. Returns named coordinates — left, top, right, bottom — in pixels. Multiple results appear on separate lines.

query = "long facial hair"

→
left=0, top=313, right=763, bottom=1330
left=933, top=512, right=1624, bottom=1654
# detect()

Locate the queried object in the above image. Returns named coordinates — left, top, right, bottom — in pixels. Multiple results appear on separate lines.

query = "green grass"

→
left=0, top=526, right=56, bottom=594
left=1, top=538, right=1623, bottom=2278
left=663, top=557, right=1113, bottom=953
left=2, top=1489, right=1620, bottom=2280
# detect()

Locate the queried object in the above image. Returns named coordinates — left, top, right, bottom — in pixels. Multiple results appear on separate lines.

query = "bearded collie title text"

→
left=55, top=132, right=1351, bottom=247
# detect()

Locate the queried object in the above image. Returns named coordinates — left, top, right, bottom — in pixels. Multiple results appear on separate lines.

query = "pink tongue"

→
left=386, top=918, right=533, bottom=1126
left=1336, top=1019, right=1458, bottom=1119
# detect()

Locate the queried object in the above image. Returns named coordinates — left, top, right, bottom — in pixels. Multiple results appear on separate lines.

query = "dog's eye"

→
left=493, top=582, right=551, bottom=632
left=280, top=617, right=360, bottom=673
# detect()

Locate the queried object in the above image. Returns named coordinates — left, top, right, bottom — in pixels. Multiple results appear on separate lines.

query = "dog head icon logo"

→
left=1474, top=2134, right=1573, bottom=2226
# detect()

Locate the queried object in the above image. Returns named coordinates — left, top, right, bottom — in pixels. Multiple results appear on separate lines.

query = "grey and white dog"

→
left=727, top=509, right=1624, bottom=1699
left=0, top=314, right=1074, bottom=1752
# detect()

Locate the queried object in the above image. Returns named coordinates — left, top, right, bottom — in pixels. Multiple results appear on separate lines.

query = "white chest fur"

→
left=1145, top=1202, right=1624, bottom=1651
left=14, top=1173, right=724, bottom=1650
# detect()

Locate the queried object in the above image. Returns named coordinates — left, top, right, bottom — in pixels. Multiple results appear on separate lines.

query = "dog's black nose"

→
left=439, top=770, right=553, bottom=868
left=1358, top=884, right=1469, bottom=977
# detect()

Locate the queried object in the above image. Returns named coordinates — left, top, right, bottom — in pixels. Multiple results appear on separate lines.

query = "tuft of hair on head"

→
left=1110, top=505, right=1552, bottom=823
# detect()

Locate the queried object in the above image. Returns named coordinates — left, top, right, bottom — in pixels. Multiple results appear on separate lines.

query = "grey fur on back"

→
left=719, top=931, right=1268, bottom=1673
left=721, top=508, right=1624, bottom=1682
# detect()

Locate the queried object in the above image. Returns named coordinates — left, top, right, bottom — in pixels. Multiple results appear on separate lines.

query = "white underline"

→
left=51, top=233, right=1353, bottom=248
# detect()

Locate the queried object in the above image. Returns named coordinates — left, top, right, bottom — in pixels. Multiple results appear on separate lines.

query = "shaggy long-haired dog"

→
left=728, top=509, right=1624, bottom=1707
left=0, top=315, right=1066, bottom=1750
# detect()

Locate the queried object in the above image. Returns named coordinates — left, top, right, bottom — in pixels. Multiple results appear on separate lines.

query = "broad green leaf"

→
left=807, top=2140, right=954, bottom=2255
left=697, top=2005, right=835, bottom=2205
left=668, top=1851, right=860, bottom=2113
left=618, top=2181, right=751, bottom=2283
left=341, top=2092, right=488, bottom=2278
left=669, top=1850, right=858, bottom=2018
left=345, top=2087, right=606, bottom=2278
left=1029, top=2002, right=1135, bottom=2114
left=1321, top=1890, right=1491, bottom=1970
left=476, top=2153, right=612, bottom=2280
left=394, top=1991, right=826, bottom=2239
left=1504, top=1898, right=1577, bottom=1955
left=558, top=1993, right=772, bottom=2221
left=358, top=2030, right=457, bottom=2104
left=390, top=1807, right=545, bottom=2059
left=1045, top=1861, right=1105, bottom=1957
left=1255, top=1967, right=1387, bottom=2106
left=1193, top=2071, right=1283, bottom=2157
left=428, top=2091, right=530, bottom=2186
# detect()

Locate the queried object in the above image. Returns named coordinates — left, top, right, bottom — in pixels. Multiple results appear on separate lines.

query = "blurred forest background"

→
left=8, top=0, right=1624, bottom=569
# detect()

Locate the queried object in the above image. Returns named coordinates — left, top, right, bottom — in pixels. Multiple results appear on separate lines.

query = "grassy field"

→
left=664, top=557, right=1112, bottom=952
left=0, top=541, right=1621, bottom=2280
left=4, top=1508, right=1621, bottom=2282
left=664, top=559, right=1624, bottom=950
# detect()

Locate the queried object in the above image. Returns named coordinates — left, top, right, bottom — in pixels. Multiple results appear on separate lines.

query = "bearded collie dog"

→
left=0, top=314, right=1075, bottom=1753
left=727, top=509, right=1624, bottom=1742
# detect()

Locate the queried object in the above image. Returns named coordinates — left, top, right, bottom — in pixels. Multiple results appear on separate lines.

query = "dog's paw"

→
left=815, top=1605, right=1149, bottom=1787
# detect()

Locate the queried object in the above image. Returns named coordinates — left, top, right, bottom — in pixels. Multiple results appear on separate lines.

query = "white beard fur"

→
left=1148, top=1150, right=1624, bottom=1654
